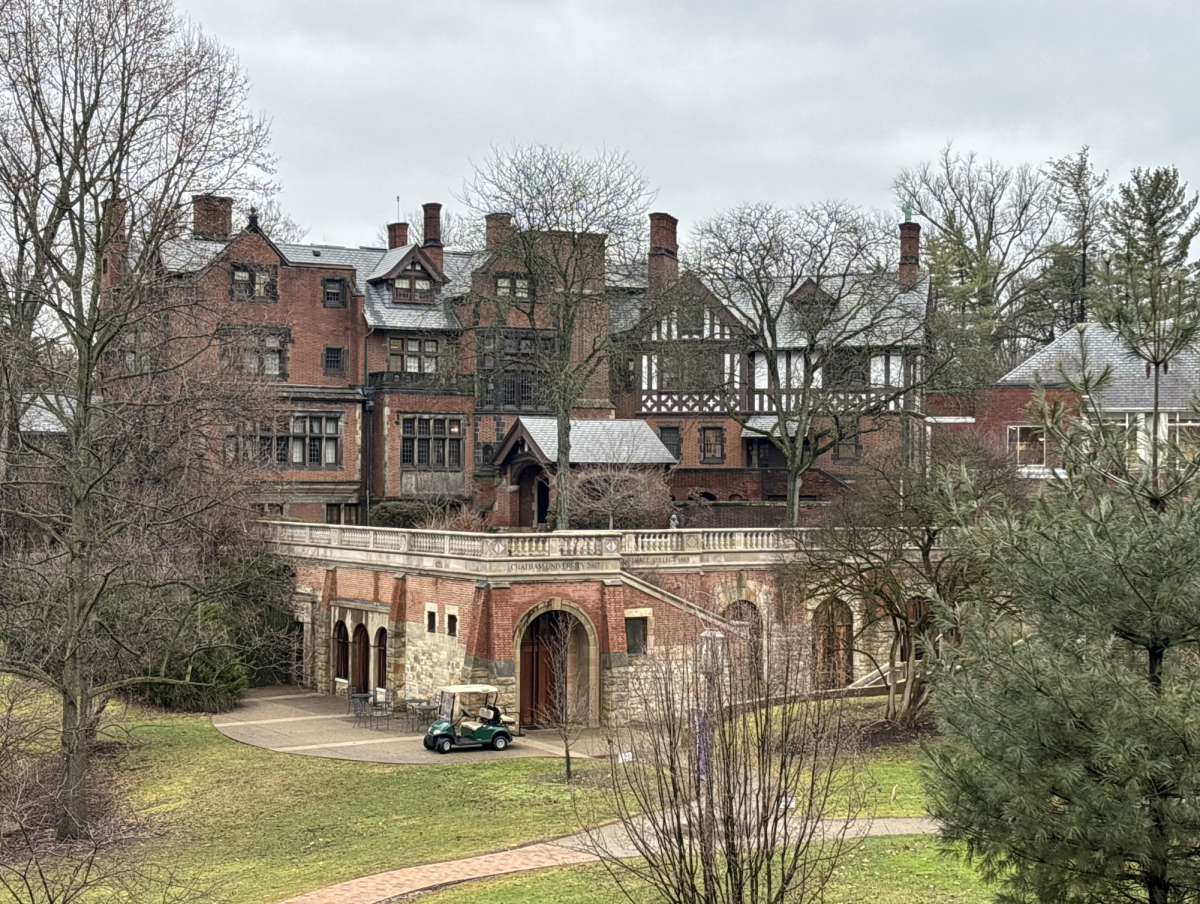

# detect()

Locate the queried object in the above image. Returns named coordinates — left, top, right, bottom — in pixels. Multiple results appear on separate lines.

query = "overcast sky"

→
left=179, top=0, right=1200, bottom=248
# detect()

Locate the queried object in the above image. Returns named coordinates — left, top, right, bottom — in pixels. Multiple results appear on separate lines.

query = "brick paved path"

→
left=276, top=816, right=939, bottom=904
left=278, top=843, right=597, bottom=904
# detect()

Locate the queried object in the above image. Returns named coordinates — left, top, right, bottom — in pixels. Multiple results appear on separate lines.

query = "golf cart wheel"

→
left=422, top=735, right=434, bottom=750
left=436, top=737, right=453, bottom=754
left=492, top=735, right=508, bottom=751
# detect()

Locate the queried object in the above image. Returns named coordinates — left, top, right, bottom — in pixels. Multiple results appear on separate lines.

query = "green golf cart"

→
left=423, top=684, right=516, bottom=754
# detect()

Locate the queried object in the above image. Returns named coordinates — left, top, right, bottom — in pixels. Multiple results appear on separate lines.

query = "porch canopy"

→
left=493, top=416, right=677, bottom=469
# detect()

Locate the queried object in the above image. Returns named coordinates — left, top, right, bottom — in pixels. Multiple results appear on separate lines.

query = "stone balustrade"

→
left=265, top=522, right=802, bottom=576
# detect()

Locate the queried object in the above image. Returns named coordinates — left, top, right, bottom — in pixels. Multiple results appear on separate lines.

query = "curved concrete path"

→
left=213, top=686, right=584, bottom=763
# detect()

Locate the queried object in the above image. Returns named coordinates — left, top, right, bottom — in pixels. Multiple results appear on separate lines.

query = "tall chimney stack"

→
left=899, top=221, right=920, bottom=289
left=648, top=212, right=679, bottom=291
left=102, top=198, right=127, bottom=289
left=422, top=202, right=443, bottom=270
left=192, top=194, right=233, bottom=239
left=387, top=222, right=409, bottom=249
left=485, top=212, right=513, bottom=250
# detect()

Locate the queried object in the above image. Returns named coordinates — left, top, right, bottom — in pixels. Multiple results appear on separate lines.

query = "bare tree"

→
left=783, top=438, right=1021, bottom=726
left=580, top=624, right=866, bottom=904
left=461, top=143, right=655, bottom=529
left=894, top=145, right=1062, bottom=374
left=0, top=680, right=219, bottom=904
left=677, top=202, right=926, bottom=526
left=0, top=0, right=287, bottom=839
left=536, top=613, right=590, bottom=783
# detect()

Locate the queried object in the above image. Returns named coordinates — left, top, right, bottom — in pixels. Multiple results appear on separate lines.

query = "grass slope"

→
left=117, top=716, right=600, bottom=904
left=102, top=701, right=932, bottom=903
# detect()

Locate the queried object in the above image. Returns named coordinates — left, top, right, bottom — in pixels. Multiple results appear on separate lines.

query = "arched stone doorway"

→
left=514, top=600, right=600, bottom=728
left=516, top=465, right=550, bottom=528
left=351, top=624, right=370, bottom=693
left=813, top=600, right=854, bottom=689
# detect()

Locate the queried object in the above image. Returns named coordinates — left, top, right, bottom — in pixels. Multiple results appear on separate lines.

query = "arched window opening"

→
left=334, top=621, right=349, bottom=681
left=375, top=628, right=388, bottom=689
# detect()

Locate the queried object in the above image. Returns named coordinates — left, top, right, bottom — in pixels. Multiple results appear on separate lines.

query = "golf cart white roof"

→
left=437, top=684, right=499, bottom=695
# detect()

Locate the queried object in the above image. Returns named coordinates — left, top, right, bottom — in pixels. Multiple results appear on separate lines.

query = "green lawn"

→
left=113, top=715, right=607, bottom=904
left=95, top=706, right=934, bottom=904
left=858, top=741, right=929, bottom=818
left=416, top=835, right=987, bottom=904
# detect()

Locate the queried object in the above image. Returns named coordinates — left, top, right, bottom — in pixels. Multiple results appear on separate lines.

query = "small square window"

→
left=407, top=339, right=421, bottom=352
left=233, top=269, right=250, bottom=282
left=323, top=279, right=345, bottom=308
left=448, top=420, right=461, bottom=436
left=405, top=356, right=420, bottom=373
left=433, top=419, right=446, bottom=435
left=515, top=278, right=529, bottom=298
left=417, top=419, right=430, bottom=436
left=323, top=347, right=345, bottom=375
left=402, top=418, right=415, bottom=435
left=424, top=340, right=438, bottom=353
left=496, top=277, right=512, bottom=296
left=626, top=617, right=648, bottom=655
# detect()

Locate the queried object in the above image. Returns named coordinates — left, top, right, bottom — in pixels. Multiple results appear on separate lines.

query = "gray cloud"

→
left=178, top=0, right=1200, bottom=246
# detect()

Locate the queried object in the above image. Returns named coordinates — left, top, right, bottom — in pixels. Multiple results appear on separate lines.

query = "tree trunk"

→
left=57, top=659, right=91, bottom=840
left=785, top=467, right=804, bottom=527
left=555, top=411, right=571, bottom=530
left=564, top=742, right=572, bottom=782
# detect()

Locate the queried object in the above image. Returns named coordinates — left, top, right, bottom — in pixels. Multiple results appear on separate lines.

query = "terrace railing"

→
left=265, top=522, right=800, bottom=577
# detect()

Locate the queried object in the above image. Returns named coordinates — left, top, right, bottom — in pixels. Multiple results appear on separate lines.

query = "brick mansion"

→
left=160, top=196, right=931, bottom=530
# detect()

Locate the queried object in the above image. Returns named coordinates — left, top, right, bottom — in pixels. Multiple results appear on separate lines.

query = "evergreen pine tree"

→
left=927, top=168, right=1200, bottom=904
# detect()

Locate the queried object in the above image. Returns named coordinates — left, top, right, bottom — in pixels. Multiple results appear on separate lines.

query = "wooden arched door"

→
left=351, top=624, right=370, bottom=693
left=814, top=601, right=854, bottom=689
left=334, top=622, right=349, bottom=681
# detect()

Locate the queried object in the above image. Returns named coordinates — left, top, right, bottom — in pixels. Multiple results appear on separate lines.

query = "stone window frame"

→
left=446, top=605, right=460, bottom=638
left=230, top=263, right=279, bottom=303
left=623, top=607, right=655, bottom=656
left=657, top=423, right=682, bottom=460
left=425, top=602, right=438, bottom=634
left=323, top=278, right=347, bottom=308
left=698, top=425, right=726, bottom=464
left=323, top=346, right=346, bottom=376
left=399, top=414, right=464, bottom=472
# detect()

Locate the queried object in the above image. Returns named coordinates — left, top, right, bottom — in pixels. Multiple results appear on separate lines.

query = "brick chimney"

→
left=101, top=198, right=126, bottom=289
left=422, top=202, right=443, bottom=270
left=387, top=222, right=409, bottom=249
left=193, top=194, right=233, bottom=239
left=648, top=212, right=679, bottom=291
left=485, top=212, right=513, bottom=249
left=899, top=221, right=920, bottom=290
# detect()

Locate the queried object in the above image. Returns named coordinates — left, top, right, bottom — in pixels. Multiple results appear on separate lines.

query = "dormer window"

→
left=496, top=276, right=530, bottom=298
left=393, top=275, right=436, bottom=303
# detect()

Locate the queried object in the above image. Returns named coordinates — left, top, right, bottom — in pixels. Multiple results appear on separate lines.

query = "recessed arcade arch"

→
left=513, top=598, right=600, bottom=729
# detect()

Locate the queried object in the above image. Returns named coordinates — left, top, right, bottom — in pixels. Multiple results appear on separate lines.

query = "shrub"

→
left=369, top=500, right=438, bottom=528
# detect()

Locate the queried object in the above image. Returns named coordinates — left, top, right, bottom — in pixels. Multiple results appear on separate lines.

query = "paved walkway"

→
left=275, top=817, right=939, bottom=903
left=278, top=842, right=597, bottom=904
left=212, top=686, right=601, bottom=764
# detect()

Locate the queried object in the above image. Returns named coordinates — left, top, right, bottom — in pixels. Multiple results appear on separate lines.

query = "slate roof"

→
left=998, top=323, right=1200, bottom=411
left=725, top=272, right=929, bottom=349
left=275, top=243, right=387, bottom=292
left=160, top=237, right=230, bottom=273
left=20, top=395, right=75, bottom=434
left=517, top=417, right=677, bottom=464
